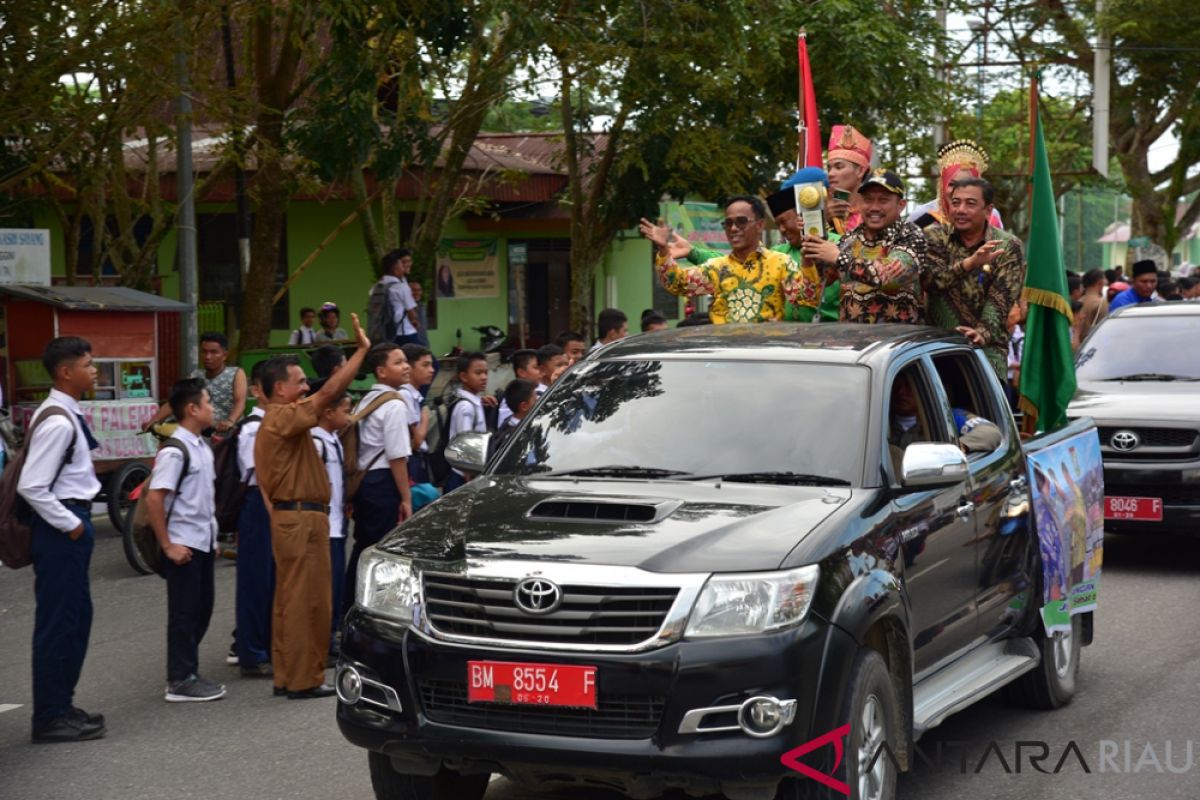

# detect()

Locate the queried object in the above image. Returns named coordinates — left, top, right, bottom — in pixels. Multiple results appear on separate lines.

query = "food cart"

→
left=1, top=285, right=187, bottom=531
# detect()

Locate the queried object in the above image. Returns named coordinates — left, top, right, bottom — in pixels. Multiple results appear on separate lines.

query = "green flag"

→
left=1020, top=108, right=1076, bottom=432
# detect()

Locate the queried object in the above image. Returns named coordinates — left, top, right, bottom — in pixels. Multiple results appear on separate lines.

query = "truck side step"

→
left=912, top=638, right=1040, bottom=738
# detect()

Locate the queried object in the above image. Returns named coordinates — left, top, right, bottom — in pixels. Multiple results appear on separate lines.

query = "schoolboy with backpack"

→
left=343, top=343, right=412, bottom=617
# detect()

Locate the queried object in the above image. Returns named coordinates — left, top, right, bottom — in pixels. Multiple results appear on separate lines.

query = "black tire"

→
left=776, top=649, right=899, bottom=800
left=121, top=503, right=156, bottom=576
left=1003, top=614, right=1081, bottom=709
left=107, top=461, right=150, bottom=532
left=367, top=753, right=489, bottom=800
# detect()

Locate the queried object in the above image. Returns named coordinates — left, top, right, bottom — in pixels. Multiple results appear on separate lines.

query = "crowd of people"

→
left=12, top=125, right=1197, bottom=745
left=9, top=261, right=613, bottom=739
left=640, top=127, right=1195, bottom=404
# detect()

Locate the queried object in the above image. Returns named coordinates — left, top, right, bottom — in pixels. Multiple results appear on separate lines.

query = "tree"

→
left=0, top=2, right=184, bottom=288
left=953, top=0, right=1200, bottom=253
left=292, top=1, right=534, bottom=286
left=539, top=0, right=947, bottom=333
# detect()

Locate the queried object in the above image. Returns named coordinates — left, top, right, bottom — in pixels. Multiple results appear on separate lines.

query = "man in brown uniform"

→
left=255, top=313, right=370, bottom=698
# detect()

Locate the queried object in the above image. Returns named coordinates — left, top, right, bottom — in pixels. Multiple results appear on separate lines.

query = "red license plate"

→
left=1104, top=496, right=1164, bottom=521
left=467, top=661, right=597, bottom=709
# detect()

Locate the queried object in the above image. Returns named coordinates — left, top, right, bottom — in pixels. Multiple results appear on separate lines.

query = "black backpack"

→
left=212, top=416, right=257, bottom=533
left=426, top=395, right=464, bottom=487
left=367, top=279, right=398, bottom=344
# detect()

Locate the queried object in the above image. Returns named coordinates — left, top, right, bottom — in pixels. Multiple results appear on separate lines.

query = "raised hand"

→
left=349, top=311, right=370, bottom=349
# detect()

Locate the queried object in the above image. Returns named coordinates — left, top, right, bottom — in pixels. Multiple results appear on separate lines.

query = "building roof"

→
left=0, top=285, right=190, bottom=312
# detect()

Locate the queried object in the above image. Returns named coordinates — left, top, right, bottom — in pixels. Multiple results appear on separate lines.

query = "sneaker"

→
left=226, top=645, right=238, bottom=665
left=165, top=674, right=227, bottom=703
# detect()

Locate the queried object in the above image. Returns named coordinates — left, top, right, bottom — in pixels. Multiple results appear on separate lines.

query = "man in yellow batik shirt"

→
left=644, top=195, right=818, bottom=324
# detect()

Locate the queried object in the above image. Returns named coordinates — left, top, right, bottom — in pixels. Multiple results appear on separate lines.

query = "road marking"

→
left=0, top=704, right=23, bottom=714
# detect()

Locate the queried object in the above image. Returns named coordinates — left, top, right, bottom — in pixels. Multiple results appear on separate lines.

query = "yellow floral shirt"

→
left=656, top=246, right=818, bottom=324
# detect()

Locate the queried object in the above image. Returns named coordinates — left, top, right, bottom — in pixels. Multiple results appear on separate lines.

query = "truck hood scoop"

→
left=528, top=497, right=682, bottom=524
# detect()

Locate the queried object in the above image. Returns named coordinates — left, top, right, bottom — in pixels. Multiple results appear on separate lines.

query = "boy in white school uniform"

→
left=443, top=352, right=489, bottom=493
left=17, top=337, right=106, bottom=742
left=312, top=393, right=351, bottom=655
left=147, top=378, right=225, bottom=702
left=344, top=343, right=413, bottom=617
left=233, top=361, right=273, bottom=677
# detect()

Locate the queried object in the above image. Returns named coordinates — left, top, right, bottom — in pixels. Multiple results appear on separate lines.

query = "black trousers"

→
left=345, top=470, right=400, bottom=617
left=165, top=548, right=215, bottom=682
left=30, top=505, right=94, bottom=729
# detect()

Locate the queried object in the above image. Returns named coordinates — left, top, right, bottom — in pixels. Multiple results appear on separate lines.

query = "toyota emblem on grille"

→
left=1111, top=430, right=1141, bottom=451
left=514, top=578, right=563, bottom=615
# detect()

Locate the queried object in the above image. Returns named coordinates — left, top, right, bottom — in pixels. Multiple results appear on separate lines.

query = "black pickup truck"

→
left=336, top=324, right=1100, bottom=800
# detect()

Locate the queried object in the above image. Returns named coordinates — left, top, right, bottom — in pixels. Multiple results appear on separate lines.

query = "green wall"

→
left=30, top=200, right=678, bottom=355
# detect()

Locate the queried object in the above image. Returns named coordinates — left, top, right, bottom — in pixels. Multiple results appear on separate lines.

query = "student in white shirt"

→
left=287, top=307, right=318, bottom=346
left=444, top=352, right=490, bottom=492
left=489, top=378, right=537, bottom=461
left=399, top=344, right=436, bottom=483
left=147, top=378, right=225, bottom=703
left=496, top=349, right=540, bottom=428
left=17, top=337, right=106, bottom=742
left=234, top=362, right=273, bottom=676
left=588, top=307, right=629, bottom=352
left=345, top=343, right=413, bottom=617
left=379, top=249, right=421, bottom=345
left=311, top=393, right=351, bottom=654
left=534, top=344, right=568, bottom=396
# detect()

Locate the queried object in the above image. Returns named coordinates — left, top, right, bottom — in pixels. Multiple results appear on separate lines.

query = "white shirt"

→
left=311, top=427, right=346, bottom=538
left=354, top=385, right=411, bottom=471
left=16, top=389, right=102, bottom=533
left=148, top=426, right=218, bottom=552
left=449, top=388, right=487, bottom=479
left=237, top=407, right=266, bottom=486
left=381, top=275, right=418, bottom=336
left=496, top=398, right=514, bottom=429
left=399, top=384, right=428, bottom=453
left=288, top=325, right=317, bottom=346
left=535, top=383, right=548, bottom=396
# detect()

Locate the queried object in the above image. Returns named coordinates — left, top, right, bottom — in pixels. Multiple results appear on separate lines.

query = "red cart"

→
left=1, top=284, right=187, bottom=535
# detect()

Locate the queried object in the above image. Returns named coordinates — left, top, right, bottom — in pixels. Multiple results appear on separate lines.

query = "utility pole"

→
left=933, top=3, right=948, bottom=151
left=175, top=17, right=198, bottom=376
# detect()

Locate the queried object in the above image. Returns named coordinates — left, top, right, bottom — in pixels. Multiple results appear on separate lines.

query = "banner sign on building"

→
left=0, top=229, right=51, bottom=286
left=437, top=238, right=500, bottom=299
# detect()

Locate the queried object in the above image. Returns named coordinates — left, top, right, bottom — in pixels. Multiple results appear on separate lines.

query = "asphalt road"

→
left=2, top=514, right=1198, bottom=800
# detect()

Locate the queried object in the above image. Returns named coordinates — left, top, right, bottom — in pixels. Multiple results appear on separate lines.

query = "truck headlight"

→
left=356, top=549, right=420, bottom=624
left=685, top=565, right=820, bottom=638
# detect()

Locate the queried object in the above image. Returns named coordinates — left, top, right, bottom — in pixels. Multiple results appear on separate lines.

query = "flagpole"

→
left=797, top=29, right=807, bottom=170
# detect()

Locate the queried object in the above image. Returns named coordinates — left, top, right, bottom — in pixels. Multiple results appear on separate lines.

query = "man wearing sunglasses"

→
left=644, top=196, right=813, bottom=324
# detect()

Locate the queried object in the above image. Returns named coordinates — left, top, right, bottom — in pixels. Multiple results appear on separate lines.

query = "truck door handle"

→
left=956, top=502, right=975, bottom=520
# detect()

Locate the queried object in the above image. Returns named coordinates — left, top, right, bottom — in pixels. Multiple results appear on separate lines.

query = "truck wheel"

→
left=1003, top=615, right=1080, bottom=710
left=367, top=753, right=489, bottom=800
left=778, top=649, right=899, bottom=800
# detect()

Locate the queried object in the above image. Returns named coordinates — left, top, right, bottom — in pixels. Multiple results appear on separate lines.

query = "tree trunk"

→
left=1119, top=150, right=1167, bottom=248
left=241, top=155, right=287, bottom=349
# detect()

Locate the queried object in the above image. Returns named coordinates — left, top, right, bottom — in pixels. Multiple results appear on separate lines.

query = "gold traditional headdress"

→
left=936, top=139, right=990, bottom=174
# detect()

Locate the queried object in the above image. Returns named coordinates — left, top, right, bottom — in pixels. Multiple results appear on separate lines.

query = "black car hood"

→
left=378, top=476, right=850, bottom=573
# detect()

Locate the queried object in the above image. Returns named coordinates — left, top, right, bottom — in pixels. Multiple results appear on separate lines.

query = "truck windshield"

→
left=490, top=359, right=870, bottom=486
left=1076, top=314, right=1200, bottom=381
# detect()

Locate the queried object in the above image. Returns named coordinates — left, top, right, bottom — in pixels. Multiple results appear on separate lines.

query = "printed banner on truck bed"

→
left=1027, top=428, right=1104, bottom=633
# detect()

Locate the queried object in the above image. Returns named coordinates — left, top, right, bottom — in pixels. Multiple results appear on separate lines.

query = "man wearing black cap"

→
left=1109, top=260, right=1159, bottom=310
left=803, top=169, right=928, bottom=324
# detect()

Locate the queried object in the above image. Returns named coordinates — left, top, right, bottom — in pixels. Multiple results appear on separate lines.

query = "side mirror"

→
left=445, top=432, right=491, bottom=474
left=901, top=443, right=969, bottom=488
